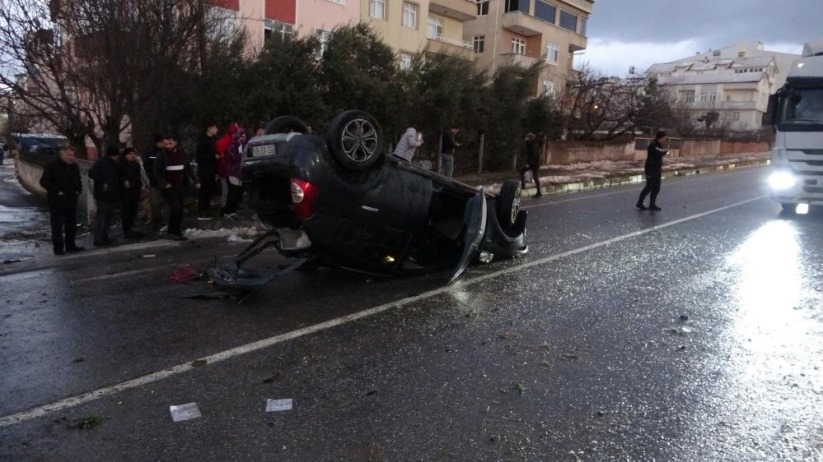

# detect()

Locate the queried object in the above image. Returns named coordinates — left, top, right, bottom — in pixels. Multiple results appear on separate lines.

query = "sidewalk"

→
left=456, top=152, right=771, bottom=197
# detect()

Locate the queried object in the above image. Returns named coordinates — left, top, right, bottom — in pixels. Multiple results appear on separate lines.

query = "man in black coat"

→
left=195, top=123, right=219, bottom=218
left=88, top=146, right=122, bottom=245
left=519, top=133, right=542, bottom=197
left=142, top=135, right=168, bottom=232
left=39, top=146, right=84, bottom=255
left=636, top=131, right=669, bottom=211
left=118, top=148, right=145, bottom=239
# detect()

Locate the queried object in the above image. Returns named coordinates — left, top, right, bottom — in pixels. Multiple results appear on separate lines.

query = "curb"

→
left=517, top=158, right=771, bottom=198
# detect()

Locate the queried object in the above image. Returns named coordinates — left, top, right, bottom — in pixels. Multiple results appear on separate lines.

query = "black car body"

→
left=210, top=111, right=527, bottom=288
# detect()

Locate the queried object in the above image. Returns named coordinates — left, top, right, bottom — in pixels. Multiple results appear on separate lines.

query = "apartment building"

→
left=362, top=0, right=476, bottom=68
left=647, top=41, right=800, bottom=130
left=464, top=0, right=591, bottom=97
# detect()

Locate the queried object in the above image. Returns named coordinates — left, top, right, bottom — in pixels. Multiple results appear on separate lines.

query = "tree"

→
left=483, top=63, right=542, bottom=169
left=633, top=76, right=676, bottom=135
left=238, top=33, right=324, bottom=131
left=317, top=23, right=403, bottom=141
left=697, top=110, right=720, bottom=129
left=0, top=0, right=243, bottom=154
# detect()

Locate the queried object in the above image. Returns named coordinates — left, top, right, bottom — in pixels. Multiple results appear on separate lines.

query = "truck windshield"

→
left=780, top=88, right=823, bottom=130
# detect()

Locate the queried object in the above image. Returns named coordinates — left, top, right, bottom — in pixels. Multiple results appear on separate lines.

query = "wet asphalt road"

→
left=1, top=164, right=822, bottom=461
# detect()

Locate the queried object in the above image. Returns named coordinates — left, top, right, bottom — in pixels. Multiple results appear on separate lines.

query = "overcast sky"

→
left=582, top=0, right=822, bottom=76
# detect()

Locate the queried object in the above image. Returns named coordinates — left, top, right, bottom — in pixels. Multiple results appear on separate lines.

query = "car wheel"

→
left=781, top=203, right=794, bottom=212
left=496, top=180, right=522, bottom=228
left=326, top=110, right=383, bottom=170
left=265, top=116, right=310, bottom=135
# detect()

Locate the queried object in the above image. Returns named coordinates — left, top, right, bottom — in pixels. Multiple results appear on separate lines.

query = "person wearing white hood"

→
left=392, top=127, right=423, bottom=162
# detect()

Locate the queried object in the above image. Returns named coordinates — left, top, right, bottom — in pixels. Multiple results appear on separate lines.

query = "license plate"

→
left=251, top=144, right=276, bottom=158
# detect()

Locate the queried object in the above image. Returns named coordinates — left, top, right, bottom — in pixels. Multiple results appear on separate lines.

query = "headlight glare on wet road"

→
left=768, top=171, right=796, bottom=190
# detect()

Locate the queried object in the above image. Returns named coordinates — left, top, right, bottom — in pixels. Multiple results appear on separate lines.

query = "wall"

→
left=546, top=140, right=635, bottom=164
left=546, top=139, right=771, bottom=165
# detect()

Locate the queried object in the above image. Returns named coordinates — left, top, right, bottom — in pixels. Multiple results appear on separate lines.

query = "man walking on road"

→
left=519, top=132, right=542, bottom=197
left=39, top=146, right=84, bottom=255
left=636, top=131, right=669, bottom=211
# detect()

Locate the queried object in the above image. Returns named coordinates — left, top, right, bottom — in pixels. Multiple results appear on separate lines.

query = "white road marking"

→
left=0, top=195, right=767, bottom=428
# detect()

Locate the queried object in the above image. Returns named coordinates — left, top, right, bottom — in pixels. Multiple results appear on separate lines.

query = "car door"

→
left=448, top=191, right=487, bottom=283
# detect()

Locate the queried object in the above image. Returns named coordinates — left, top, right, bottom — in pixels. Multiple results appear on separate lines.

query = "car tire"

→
left=781, top=203, right=794, bottom=212
left=497, top=180, right=522, bottom=229
left=326, top=110, right=383, bottom=170
left=265, top=116, right=310, bottom=135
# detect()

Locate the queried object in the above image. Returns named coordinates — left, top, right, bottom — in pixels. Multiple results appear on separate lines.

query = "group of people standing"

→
left=40, top=122, right=250, bottom=256
left=392, top=126, right=461, bottom=178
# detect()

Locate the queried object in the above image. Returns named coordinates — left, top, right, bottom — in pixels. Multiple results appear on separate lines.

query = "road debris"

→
left=265, top=399, right=293, bottom=412
left=170, top=403, right=202, bottom=422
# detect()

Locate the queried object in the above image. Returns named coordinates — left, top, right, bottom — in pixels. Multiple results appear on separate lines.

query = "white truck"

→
left=768, top=40, right=823, bottom=214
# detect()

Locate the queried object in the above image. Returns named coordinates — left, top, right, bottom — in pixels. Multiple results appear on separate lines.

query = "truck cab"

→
left=768, top=40, right=823, bottom=214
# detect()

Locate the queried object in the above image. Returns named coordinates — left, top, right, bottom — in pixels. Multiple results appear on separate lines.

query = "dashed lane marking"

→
left=0, top=195, right=767, bottom=428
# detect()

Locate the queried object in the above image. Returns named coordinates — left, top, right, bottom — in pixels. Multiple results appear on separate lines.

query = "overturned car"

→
left=209, top=110, right=528, bottom=289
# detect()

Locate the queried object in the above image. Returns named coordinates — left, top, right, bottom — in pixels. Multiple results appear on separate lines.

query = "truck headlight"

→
left=768, top=171, right=796, bottom=190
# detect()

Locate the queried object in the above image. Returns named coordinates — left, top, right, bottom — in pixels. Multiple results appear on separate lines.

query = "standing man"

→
left=154, top=137, right=198, bottom=241
left=636, top=131, right=669, bottom=211
left=39, top=146, right=84, bottom=255
left=518, top=133, right=542, bottom=197
left=439, top=126, right=461, bottom=178
left=195, top=122, right=219, bottom=219
left=88, top=146, right=122, bottom=246
left=142, top=135, right=168, bottom=233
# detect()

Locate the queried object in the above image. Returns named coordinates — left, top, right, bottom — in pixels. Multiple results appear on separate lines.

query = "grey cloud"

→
left=588, top=0, right=821, bottom=48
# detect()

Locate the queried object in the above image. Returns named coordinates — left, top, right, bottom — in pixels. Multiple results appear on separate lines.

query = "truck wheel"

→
left=781, top=203, right=794, bottom=213
left=326, top=110, right=383, bottom=170
left=496, top=180, right=522, bottom=229
left=265, top=116, right=310, bottom=135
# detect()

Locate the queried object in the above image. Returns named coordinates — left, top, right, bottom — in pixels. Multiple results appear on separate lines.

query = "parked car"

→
left=208, top=110, right=528, bottom=289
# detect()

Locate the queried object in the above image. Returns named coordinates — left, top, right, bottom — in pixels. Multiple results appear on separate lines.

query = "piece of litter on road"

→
left=170, top=402, right=202, bottom=422
left=266, top=398, right=293, bottom=412
left=142, top=254, right=156, bottom=258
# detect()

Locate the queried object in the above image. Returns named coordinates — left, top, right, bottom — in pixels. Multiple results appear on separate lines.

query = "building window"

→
left=713, top=50, right=721, bottom=57
left=559, top=10, right=577, bottom=32
left=546, top=43, right=559, bottom=63
left=505, top=0, right=530, bottom=13
left=579, top=17, right=587, bottom=36
left=370, top=0, right=386, bottom=19
left=264, top=19, right=294, bottom=43
left=402, top=2, right=418, bottom=28
left=427, top=16, right=443, bottom=40
left=399, top=52, right=413, bottom=71
left=477, top=0, right=489, bottom=15
left=542, top=80, right=555, bottom=97
left=681, top=91, right=695, bottom=103
left=473, top=35, right=485, bottom=54
left=733, top=111, right=740, bottom=121
left=207, top=7, right=237, bottom=38
left=315, top=29, right=332, bottom=56
left=512, top=37, right=526, bottom=55
left=535, top=1, right=556, bottom=23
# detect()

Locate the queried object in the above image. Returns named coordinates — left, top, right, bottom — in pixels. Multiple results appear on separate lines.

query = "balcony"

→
left=426, top=35, right=473, bottom=57
left=429, top=0, right=476, bottom=22
left=499, top=53, right=539, bottom=68
left=502, top=11, right=544, bottom=37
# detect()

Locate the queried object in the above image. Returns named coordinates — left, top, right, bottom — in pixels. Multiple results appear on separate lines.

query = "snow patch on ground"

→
left=183, top=226, right=261, bottom=242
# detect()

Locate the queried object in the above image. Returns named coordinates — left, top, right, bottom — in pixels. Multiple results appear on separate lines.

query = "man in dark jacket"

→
left=142, top=135, right=168, bottom=232
left=154, top=137, right=198, bottom=240
left=439, top=127, right=460, bottom=178
left=636, top=131, right=669, bottom=211
left=39, top=146, right=84, bottom=255
left=88, top=146, right=122, bottom=246
left=195, top=123, right=219, bottom=218
left=519, top=133, right=542, bottom=197
left=118, top=148, right=145, bottom=239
